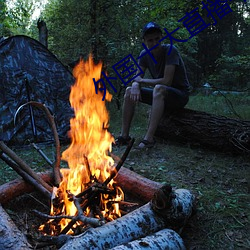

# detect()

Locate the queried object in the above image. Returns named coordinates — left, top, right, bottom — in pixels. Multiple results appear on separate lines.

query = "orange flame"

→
left=42, top=55, right=123, bottom=234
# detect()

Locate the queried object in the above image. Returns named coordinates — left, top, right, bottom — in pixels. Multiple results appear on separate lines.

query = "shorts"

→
left=140, top=87, right=189, bottom=112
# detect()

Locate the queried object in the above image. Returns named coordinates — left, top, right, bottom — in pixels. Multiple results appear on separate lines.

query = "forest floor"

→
left=0, top=94, right=249, bottom=249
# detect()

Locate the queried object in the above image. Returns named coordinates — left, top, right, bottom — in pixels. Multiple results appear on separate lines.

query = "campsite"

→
left=0, top=0, right=249, bottom=249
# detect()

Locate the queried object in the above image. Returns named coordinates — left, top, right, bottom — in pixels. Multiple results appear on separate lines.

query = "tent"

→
left=0, top=35, right=75, bottom=145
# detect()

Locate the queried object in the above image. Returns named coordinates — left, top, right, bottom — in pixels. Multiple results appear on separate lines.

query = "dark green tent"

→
left=0, top=35, right=74, bottom=145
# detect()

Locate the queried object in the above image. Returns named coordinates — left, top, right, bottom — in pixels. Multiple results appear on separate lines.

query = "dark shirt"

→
left=138, top=44, right=191, bottom=92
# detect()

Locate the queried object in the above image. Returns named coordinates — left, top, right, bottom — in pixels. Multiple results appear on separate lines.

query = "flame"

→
left=41, top=55, right=123, bottom=235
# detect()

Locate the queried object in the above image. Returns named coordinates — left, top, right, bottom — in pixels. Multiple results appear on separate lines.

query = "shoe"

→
left=114, top=136, right=132, bottom=147
left=137, top=139, right=155, bottom=149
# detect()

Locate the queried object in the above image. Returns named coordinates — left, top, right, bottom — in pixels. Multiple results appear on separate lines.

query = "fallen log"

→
left=59, top=186, right=195, bottom=250
left=155, top=108, right=250, bottom=154
left=0, top=204, right=32, bottom=249
left=110, top=228, right=185, bottom=250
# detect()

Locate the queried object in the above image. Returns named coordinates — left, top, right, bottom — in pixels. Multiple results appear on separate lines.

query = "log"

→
left=0, top=167, right=159, bottom=205
left=114, top=166, right=162, bottom=203
left=155, top=108, right=250, bottom=154
left=0, top=171, right=53, bottom=205
left=0, top=204, right=32, bottom=249
left=110, top=228, right=185, bottom=250
left=59, top=187, right=195, bottom=250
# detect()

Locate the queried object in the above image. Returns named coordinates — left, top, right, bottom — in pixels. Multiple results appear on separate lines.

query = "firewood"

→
left=110, top=228, right=186, bottom=250
left=0, top=167, right=159, bottom=205
left=59, top=186, right=195, bottom=250
left=115, top=167, right=162, bottom=202
left=0, top=204, right=32, bottom=249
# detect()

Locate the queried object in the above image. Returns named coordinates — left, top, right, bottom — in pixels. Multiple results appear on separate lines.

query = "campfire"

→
left=0, top=55, right=196, bottom=249
left=39, top=55, right=128, bottom=236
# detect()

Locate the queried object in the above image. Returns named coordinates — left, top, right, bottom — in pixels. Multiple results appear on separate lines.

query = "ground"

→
left=0, top=94, right=249, bottom=249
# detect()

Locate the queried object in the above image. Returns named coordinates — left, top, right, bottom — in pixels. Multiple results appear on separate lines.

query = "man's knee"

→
left=153, top=84, right=166, bottom=98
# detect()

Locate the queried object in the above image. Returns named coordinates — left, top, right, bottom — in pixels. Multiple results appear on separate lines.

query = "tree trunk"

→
left=37, top=19, right=48, bottom=47
left=0, top=204, right=32, bottom=249
left=155, top=108, right=250, bottom=154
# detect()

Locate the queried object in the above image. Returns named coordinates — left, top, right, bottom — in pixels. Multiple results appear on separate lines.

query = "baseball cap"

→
left=142, top=22, right=162, bottom=38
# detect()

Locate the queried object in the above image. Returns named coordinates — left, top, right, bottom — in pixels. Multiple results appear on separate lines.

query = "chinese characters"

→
left=93, top=0, right=247, bottom=100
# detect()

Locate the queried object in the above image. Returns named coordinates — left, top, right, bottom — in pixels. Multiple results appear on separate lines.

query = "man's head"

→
left=142, top=22, right=162, bottom=39
left=142, top=22, right=163, bottom=51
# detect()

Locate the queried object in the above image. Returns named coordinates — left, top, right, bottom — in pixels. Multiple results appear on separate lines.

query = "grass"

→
left=0, top=93, right=249, bottom=249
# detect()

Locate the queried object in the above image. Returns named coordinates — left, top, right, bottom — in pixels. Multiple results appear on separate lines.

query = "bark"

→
left=0, top=204, right=32, bottom=249
left=59, top=187, right=195, bottom=250
left=110, top=228, right=185, bottom=250
left=155, top=108, right=250, bottom=154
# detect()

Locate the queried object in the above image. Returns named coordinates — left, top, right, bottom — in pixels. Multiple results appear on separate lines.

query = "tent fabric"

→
left=0, top=35, right=74, bottom=144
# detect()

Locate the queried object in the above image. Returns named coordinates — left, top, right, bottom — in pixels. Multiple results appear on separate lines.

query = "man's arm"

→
left=135, top=64, right=176, bottom=87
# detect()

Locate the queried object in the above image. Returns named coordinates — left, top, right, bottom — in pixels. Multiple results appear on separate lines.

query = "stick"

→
left=0, top=141, right=52, bottom=193
left=103, top=138, right=135, bottom=186
left=24, top=78, right=38, bottom=141
left=0, top=152, right=51, bottom=199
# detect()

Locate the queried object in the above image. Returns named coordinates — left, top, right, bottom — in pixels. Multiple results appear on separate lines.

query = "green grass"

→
left=186, top=93, right=250, bottom=120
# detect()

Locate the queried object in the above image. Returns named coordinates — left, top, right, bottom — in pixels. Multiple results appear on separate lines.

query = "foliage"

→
left=2, top=0, right=250, bottom=91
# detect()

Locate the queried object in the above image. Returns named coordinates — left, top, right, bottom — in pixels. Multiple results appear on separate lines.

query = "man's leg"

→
left=120, top=87, right=136, bottom=138
left=139, top=85, right=166, bottom=147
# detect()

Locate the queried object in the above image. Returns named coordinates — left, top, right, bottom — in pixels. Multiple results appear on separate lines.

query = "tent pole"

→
left=24, top=78, right=38, bottom=142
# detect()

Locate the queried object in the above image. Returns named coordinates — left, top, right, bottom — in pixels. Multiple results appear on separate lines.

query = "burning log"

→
left=110, top=228, right=185, bottom=250
left=156, top=108, right=250, bottom=154
left=59, top=185, right=195, bottom=250
left=0, top=204, right=32, bottom=249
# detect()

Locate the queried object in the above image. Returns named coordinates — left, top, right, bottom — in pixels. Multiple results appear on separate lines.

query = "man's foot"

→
left=114, top=136, right=132, bottom=147
left=137, top=139, right=155, bottom=149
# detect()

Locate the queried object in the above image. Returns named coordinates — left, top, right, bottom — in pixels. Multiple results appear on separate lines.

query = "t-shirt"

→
left=138, top=44, right=191, bottom=91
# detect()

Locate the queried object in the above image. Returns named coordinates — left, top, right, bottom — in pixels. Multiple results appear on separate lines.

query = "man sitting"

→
left=116, top=22, right=191, bottom=149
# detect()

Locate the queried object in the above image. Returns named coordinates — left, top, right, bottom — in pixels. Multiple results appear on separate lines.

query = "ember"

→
left=40, top=55, right=124, bottom=235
